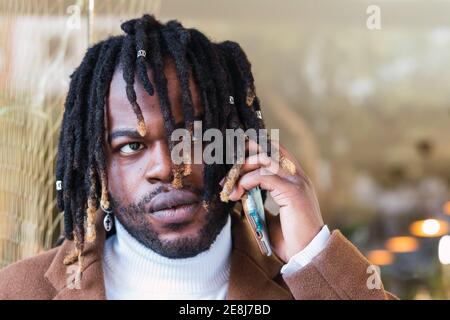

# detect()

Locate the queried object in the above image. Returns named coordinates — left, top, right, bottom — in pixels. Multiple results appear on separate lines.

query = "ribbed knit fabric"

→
left=102, top=215, right=232, bottom=300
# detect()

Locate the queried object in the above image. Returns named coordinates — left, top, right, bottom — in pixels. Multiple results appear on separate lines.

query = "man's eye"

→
left=119, top=142, right=144, bottom=154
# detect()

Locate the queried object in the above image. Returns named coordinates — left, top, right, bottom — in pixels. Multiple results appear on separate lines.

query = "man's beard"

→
left=109, top=190, right=232, bottom=259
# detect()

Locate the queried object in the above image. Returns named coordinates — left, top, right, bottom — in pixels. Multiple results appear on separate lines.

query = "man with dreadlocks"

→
left=0, top=15, right=395, bottom=300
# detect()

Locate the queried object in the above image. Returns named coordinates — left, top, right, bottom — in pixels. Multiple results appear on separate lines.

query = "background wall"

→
left=0, top=0, right=449, bottom=299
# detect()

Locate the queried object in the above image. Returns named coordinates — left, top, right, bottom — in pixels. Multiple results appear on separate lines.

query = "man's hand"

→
left=225, top=139, right=324, bottom=263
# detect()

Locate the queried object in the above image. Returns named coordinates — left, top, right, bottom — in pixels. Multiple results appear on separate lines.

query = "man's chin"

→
left=155, top=221, right=205, bottom=242
left=113, top=199, right=230, bottom=259
left=143, top=231, right=214, bottom=259
left=144, top=211, right=206, bottom=240
left=133, top=217, right=225, bottom=259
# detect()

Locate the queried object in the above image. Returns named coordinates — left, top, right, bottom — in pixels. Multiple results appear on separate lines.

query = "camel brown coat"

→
left=0, top=208, right=396, bottom=300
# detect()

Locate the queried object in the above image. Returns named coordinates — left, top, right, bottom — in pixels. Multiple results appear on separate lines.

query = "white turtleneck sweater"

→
left=102, top=215, right=330, bottom=300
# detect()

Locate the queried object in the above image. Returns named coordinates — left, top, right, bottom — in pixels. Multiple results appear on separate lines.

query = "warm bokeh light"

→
left=444, top=201, right=450, bottom=216
left=385, top=236, right=419, bottom=253
left=409, top=219, right=449, bottom=237
left=438, top=235, right=450, bottom=265
left=367, top=249, right=394, bottom=266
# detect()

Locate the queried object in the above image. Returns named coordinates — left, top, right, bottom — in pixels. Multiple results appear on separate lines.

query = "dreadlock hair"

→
left=55, top=14, right=268, bottom=276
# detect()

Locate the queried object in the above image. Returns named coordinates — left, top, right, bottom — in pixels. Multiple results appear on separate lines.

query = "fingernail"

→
left=219, top=177, right=225, bottom=187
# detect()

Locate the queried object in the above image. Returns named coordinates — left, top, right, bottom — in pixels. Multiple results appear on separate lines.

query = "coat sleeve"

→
left=281, top=230, right=398, bottom=300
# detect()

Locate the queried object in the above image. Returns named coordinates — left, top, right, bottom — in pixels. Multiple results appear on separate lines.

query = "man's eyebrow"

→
left=109, top=129, right=142, bottom=141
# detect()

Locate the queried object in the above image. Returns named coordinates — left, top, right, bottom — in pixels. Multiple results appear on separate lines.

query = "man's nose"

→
left=144, top=140, right=174, bottom=183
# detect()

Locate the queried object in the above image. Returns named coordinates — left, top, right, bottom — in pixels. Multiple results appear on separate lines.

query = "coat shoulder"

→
left=0, top=246, right=60, bottom=299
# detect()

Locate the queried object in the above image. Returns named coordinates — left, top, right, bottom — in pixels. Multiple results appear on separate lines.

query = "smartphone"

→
left=241, top=186, right=272, bottom=256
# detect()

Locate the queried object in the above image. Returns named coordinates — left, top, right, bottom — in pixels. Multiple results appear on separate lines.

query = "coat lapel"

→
left=44, top=210, right=107, bottom=300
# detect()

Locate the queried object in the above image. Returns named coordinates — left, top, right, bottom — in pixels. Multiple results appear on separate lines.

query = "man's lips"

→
left=147, top=189, right=201, bottom=213
left=146, top=189, right=201, bottom=225
left=149, top=203, right=200, bottom=225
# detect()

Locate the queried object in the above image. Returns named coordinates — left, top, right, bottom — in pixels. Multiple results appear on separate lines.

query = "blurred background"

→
left=0, top=0, right=450, bottom=299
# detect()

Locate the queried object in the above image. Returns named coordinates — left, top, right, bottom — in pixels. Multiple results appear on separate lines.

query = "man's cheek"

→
left=108, top=163, right=133, bottom=196
left=110, top=192, right=135, bottom=211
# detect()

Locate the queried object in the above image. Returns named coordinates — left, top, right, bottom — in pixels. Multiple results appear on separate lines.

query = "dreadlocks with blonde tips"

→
left=55, top=14, right=268, bottom=274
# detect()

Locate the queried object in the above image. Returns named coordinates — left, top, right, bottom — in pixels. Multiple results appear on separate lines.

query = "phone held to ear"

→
left=241, top=186, right=272, bottom=256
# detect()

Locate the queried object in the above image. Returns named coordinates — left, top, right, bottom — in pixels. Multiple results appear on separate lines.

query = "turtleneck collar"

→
left=102, top=215, right=232, bottom=299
